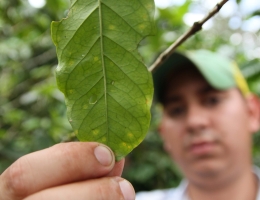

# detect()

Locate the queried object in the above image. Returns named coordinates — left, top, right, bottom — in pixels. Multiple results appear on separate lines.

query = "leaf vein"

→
left=59, top=3, right=99, bottom=54
left=78, top=94, right=105, bottom=131
left=64, top=37, right=100, bottom=95
left=98, top=0, right=109, bottom=146
left=107, top=93, right=143, bottom=133
left=104, top=54, right=147, bottom=100
left=70, top=76, right=103, bottom=118
left=101, top=2, right=143, bottom=37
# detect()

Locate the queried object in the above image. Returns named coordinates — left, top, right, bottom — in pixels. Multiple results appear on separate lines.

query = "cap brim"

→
left=152, top=50, right=237, bottom=103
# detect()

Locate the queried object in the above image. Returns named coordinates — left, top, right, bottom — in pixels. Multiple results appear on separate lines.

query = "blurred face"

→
left=159, top=68, right=258, bottom=187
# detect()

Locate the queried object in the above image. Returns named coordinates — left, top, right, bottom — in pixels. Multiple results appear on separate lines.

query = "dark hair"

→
left=156, top=63, right=198, bottom=104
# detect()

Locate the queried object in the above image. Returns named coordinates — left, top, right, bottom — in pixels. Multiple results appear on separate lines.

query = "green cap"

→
left=153, top=49, right=250, bottom=103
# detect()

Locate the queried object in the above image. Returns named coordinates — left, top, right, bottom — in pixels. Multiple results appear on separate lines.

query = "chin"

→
left=189, top=159, right=225, bottom=178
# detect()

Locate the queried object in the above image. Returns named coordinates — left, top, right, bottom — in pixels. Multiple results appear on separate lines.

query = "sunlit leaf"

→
left=251, top=10, right=260, bottom=17
left=51, top=0, right=155, bottom=160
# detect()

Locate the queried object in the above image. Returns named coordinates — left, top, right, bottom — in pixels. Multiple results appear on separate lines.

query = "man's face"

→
left=159, top=67, right=257, bottom=186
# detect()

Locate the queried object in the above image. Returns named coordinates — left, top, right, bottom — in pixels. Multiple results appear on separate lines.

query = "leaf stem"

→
left=98, top=0, right=109, bottom=142
left=149, top=0, right=229, bottom=72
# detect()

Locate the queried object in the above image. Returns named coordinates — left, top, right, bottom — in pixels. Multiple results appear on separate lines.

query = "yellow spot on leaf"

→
left=138, top=24, right=145, bottom=30
left=83, top=104, right=88, bottom=109
left=109, top=25, right=116, bottom=30
left=142, top=15, right=148, bottom=20
left=69, top=60, right=75, bottom=65
left=146, top=3, right=153, bottom=9
left=92, top=129, right=100, bottom=135
left=146, top=97, right=152, bottom=106
left=94, top=56, right=99, bottom=62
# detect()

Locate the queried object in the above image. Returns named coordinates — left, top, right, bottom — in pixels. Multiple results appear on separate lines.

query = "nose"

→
left=186, top=104, right=210, bottom=134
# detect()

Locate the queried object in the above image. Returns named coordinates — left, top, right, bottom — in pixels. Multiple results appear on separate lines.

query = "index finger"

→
left=0, top=142, right=123, bottom=200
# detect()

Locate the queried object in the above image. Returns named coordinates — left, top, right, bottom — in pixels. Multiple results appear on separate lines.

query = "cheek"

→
left=217, top=101, right=248, bottom=134
left=214, top=100, right=251, bottom=154
left=160, top=117, right=184, bottom=158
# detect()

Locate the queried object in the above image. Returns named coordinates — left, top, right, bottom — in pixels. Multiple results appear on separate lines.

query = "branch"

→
left=23, top=48, right=57, bottom=70
left=149, top=0, right=229, bottom=72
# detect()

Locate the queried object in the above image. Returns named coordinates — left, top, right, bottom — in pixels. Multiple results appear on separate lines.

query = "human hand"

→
left=0, top=142, right=135, bottom=200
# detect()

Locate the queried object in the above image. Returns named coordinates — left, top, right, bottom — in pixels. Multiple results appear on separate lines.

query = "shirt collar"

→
left=165, top=166, right=260, bottom=200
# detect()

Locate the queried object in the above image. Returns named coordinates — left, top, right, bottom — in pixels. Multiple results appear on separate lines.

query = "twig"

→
left=149, top=0, right=229, bottom=72
left=23, top=48, right=57, bottom=70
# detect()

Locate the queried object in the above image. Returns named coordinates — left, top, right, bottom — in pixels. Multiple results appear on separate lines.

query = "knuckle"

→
left=96, top=178, right=124, bottom=200
left=52, top=142, right=113, bottom=180
left=6, top=157, right=30, bottom=198
left=53, top=143, right=87, bottom=171
left=54, top=142, right=88, bottom=159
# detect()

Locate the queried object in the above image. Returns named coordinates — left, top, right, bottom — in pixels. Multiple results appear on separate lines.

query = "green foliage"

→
left=0, top=0, right=72, bottom=172
left=123, top=105, right=183, bottom=191
left=251, top=10, right=260, bottom=17
left=1, top=0, right=260, bottom=193
left=51, top=0, right=155, bottom=160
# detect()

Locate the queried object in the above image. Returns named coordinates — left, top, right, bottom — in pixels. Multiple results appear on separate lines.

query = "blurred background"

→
left=0, top=0, right=259, bottom=192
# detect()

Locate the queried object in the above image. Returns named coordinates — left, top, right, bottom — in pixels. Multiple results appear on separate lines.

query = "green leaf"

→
left=51, top=0, right=155, bottom=160
left=251, top=10, right=260, bottom=17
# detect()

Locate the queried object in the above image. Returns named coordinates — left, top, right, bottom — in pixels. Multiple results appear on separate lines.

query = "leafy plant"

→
left=1, top=0, right=259, bottom=192
left=51, top=0, right=155, bottom=160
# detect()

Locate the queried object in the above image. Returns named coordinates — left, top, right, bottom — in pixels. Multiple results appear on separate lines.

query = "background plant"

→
left=0, top=0, right=259, bottom=192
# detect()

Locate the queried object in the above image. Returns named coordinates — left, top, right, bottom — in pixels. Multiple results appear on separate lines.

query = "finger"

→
left=0, top=142, right=116, bottom=200
left=24, top=177, right=135, bottom=200
left=107, top=158, right=125, bottom=177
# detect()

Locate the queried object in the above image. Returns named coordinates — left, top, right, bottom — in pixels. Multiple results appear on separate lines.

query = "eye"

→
left=166, top=105, right=186, bottom=118
left=203, top=95, right=222, bottom=107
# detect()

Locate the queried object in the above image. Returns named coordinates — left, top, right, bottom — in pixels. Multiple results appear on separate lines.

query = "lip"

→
left=188, top=141, right=216, bottom=156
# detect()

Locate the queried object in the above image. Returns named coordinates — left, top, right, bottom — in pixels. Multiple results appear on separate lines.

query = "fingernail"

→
left=94, top=145, right=113, bottom=166
left=119, top=179, right=135, bottom=200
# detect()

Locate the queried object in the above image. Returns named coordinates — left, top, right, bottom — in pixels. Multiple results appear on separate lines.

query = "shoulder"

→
left=254, top=166, right=260, bottom=200
left=135, top=180, right=188, bottom=200
left=135, top=188, right=174, bottom=200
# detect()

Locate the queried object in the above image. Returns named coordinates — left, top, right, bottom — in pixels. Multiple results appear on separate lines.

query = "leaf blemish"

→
left=89, top=95, right=98, bottom=104
left=51, top=0, right=155, bottom=160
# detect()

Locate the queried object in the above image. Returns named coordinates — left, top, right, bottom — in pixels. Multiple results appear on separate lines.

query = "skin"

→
left=0, top=65, right=259, bottom=200
left=159, top=67, right=260, bottom=200
left=0, top=142, right=135, bottom=200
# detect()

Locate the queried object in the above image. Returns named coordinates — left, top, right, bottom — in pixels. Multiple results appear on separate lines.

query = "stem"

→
left=149, top=0, right=229, bottom=72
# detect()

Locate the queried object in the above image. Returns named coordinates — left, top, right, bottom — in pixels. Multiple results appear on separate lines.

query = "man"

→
left=136, top=50, right=260, bottom=200
left=0, top=50, right=259, bottom=200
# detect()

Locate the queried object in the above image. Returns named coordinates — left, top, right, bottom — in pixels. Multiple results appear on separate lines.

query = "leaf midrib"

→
left=98, top=0, right=109, bottom=145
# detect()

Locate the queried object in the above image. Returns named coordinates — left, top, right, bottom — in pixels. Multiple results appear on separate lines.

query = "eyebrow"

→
left=163, top=85, right=221, bottom=105
left=198, top=85, right=220, bottom=95
left=164, top=96, right=182, bottom=104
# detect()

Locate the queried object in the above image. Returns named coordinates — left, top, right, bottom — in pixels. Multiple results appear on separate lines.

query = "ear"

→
left=246, top=94, right=260, bottom=134
left=158, top=120, right=166, bottom=142
left=157, top=121, right=164, bottom=136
